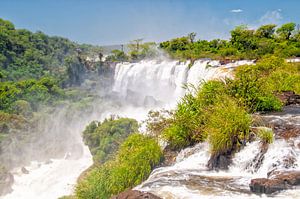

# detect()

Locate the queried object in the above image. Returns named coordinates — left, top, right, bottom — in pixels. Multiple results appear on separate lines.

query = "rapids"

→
left=136, top=106, right=300, bottom=199
left=1, top=59, right=255, bottom=199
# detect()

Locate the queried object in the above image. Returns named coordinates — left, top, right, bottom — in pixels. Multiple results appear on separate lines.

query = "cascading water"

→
left=1, top=58, right=254, bottom=199
left=112, top=59, right=253, bottom=108
left=136, top=106, right=300, bottom=199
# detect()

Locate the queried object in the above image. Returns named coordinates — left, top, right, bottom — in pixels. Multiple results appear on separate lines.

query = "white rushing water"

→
left=136, top=109, right=300, bottom=199
left=2, top=59, right=254, bottom=199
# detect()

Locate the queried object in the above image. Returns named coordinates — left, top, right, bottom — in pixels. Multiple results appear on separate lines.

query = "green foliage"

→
left=76, top=133, right=162, bottom=199
left=256, top=24, right=276, bottom=38
left=160, top=23, right=300, bottom=61
left=276, top=22, right=296, bottom=40
left=105, top=49, right=129, bottom=62
left=153, top=56, right=298, bottom=155
left=228, top=56, right=287, bottom=112
left=162, top=81, right=228, bottom=150
left=257, top=128, right=274, bottom=144
left=82, top=117, right=139, bottom=164
left=204, top=97, right=251, bottom=154
left=0, top=77, right=64, bottom=113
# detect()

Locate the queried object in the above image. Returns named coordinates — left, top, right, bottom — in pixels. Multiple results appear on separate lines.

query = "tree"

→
left=128, top=39, right=143, bottom=52
left=230, top=25, right=257, bottom=51
left=276, top=22, right=296, bottom=40
left=188, top=32, right=196, bottom=43
left=256, top=24, right=276, bottom=38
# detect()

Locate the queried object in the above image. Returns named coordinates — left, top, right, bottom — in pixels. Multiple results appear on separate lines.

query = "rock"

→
left=278, top=128, right=300, bottom=140
left=276, top=91, right=300, bottom=105
left=207, top=153, right=232, bottom=170
left=44, top=160, right=53, bottom=164
left=160, top=146, right=178, bottom=167
left=111, top=190, right=161, bottom=199
left=207, top=136, right=242, bottom=170
left=250, top=170, right=300, bottom=194
left=0, top=166, right=14, bottom=196
left=246, top=143, right=269, bottom=172
left=21, top=167, right=29, bottom=174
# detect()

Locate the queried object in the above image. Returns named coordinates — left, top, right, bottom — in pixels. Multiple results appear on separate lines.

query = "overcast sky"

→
left=1, top=0, right=299, bottom=45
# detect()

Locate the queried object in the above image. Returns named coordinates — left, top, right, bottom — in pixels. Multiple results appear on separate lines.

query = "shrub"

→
left=204, top=97, right=251, bottom=155
left=257, top=127, right=274, bottom=144
left=82, top=117, right=138, bottom=164
left=76, top=133, right=162, bottom=199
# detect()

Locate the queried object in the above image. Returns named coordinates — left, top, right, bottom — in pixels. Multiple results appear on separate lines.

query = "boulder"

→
left=250, top=170, right=300, bottom=194
left=207, top=153, right=232, bottom=170
left=276, top=91, right=300, bottom=105
left=21, top=167, right=29, bottom=174
left=111, top=190, right=161, bottom=199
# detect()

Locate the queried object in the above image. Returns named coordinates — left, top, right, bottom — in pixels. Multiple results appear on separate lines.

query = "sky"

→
left=0, top=0, right=300, bottom=46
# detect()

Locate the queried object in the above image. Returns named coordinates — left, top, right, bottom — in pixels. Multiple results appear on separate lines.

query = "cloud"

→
left=230, top=9, right=243, bottom=13
left=259, top=9, right=282, bottom=25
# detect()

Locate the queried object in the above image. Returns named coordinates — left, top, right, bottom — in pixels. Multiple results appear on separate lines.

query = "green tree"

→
left=256, top=24, right=276, bottom=38
left=276, top=22, right=296, bottom=40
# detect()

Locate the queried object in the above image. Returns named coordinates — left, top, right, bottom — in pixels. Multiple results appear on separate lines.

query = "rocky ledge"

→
left=111, top=190, right=161, bottom=199
left=249, top=170, right=300, bottom=194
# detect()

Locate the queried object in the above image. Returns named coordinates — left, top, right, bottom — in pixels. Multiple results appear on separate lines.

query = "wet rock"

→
left=250, top=170, right=300, bottom=194
left=0, top=166, right=14, bottom=196
left=207, top=153, right=232, bottom=170
left=111, top=190, right=161, bottom=199
left=207, top=137, right=242, bottom=170
left=282, top=156, right=297, bottom=169
left=276, top=91, right=300, bottom=105
left=246, top=143, right=268, bottom=173
left=44, top=159, right=53, bottom=164
left=278, top=128, right=300, bottom=140
left=21, top=167, right=29, bottom=174
left=160, top=146, right=178, bottom=167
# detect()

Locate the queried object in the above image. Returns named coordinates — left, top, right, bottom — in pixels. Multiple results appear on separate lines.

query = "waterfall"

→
left=136, top=107, right=300, bottom=199
left=1, top=58, right=254, bottom=199
left=112, top=59, right=253, bottom=108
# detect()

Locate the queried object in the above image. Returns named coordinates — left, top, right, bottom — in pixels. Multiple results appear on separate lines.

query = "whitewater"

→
left=4, top=59, right=300, bottom=199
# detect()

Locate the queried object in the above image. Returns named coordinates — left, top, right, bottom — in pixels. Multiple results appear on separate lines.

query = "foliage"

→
left=105, top=49, right=129, bottom=62
left=162, top=80, right=228, bottom=150
left=0, top=77, right=64, bottom=113
left=160, top=23, right=300, bottom=60
left=257, top=128, right=274, bottom=144
left=76, top=133, right=162, bottom=199
left=150, top=56, right=299, bottom=155
left=204, top=97, right=251, bottom=154
left=82, top=117, right=139, bottom=164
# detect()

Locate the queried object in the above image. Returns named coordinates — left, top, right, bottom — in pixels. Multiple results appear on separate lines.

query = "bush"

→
left=82, top=117, right=138, bottom=164
left=205, top=97, right=251, bottom=155
left=76, top=133, right=162, bottom=199
left=257, top=127, right=274, bottom=144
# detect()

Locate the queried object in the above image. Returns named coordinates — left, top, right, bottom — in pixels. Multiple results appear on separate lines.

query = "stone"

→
left=276, top=91, right=300, bottom=106
left=207, top=153, right=232, bottom=170
left=111, top=190, right=161, bottom=199
left=21, top=167, right=29, bottom=174
left=0, top=167, right=14, bottom=196
left=250, top=170, right=300, bottom=194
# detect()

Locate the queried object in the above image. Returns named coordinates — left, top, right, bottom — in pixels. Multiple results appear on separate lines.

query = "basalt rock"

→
left=111, top=190, right=161, bottom=199
left=207, top=153, right=232, bottom=170
left=250, top=170, right=300, bottom=194
left=277, top=91, right=300, bottom=105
